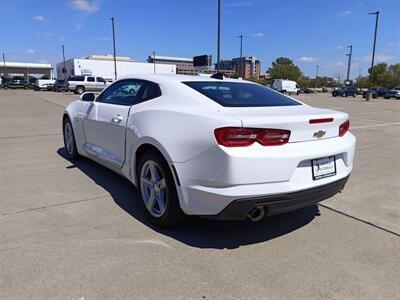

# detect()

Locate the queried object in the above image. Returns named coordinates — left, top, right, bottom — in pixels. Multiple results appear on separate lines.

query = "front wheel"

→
left=63, top=117, right=79, bottom=160
left=137, top=152, right=184, bottom=227
left=75, top=86, right=85, bottom=94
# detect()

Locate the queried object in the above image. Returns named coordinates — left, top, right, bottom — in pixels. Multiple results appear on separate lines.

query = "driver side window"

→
left=97, top=80, right=144, bottom=106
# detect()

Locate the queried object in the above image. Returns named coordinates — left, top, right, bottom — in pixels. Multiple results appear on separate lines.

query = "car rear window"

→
left=183, top=81, right=300, bottom=107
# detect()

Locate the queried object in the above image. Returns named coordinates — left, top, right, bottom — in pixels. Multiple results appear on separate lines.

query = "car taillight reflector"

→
left=309, top=118, right=334, bottom=124
left=214, top=127, right=291, bottom=147
left=339, top=120, right=350, bottom=137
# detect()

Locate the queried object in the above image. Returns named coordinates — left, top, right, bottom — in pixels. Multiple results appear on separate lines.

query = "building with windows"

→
left=56, top=54, right=176, bottom=81
left=147, top=55, right=195, bottom=75
left=218, top=56, right=261, bottom=79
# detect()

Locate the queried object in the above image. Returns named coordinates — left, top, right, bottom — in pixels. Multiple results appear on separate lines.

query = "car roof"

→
left=117, top=73, right=253, bottom=86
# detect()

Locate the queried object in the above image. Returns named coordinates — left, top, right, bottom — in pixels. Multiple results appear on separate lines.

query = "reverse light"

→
left=339, top=120, right=350, bottom=137
left=214, top=127, right=291, bottom=147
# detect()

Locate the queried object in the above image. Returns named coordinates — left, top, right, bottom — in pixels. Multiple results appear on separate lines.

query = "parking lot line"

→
left=353, top=110, right=393, bottom=115
left=351, top=122, right=400, bottom=129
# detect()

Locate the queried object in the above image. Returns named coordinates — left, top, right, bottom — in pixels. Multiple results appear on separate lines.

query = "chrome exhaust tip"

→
left=247, top=206, right=265, bottom=222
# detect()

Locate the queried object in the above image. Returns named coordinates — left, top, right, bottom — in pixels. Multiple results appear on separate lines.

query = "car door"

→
left=82, top=79, right=146, bottom=168
left=96, top=77, right=107, bottom=91
left=86, top=76, right=96, bottom=91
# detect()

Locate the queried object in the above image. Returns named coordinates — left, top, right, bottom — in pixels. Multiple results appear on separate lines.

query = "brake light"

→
left=309, top=118, right=334, bottom=124
left=214, top=127, right=290, bottom=147
left=339, top=120, right=350, bottom=137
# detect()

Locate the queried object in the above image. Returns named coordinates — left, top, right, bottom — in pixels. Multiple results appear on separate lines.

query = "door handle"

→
left=111, top=115, right=123, bottom=123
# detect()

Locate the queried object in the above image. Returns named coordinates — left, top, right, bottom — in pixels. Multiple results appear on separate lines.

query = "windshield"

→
left=183, top=81, right=300, bottom=107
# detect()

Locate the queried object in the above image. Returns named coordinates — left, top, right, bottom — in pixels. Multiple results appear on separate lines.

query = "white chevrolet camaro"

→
left=63, top=74, right=356, bottom=227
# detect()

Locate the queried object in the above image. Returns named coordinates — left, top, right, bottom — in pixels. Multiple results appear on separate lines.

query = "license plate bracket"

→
left=312, top=156, right=336, bottom=180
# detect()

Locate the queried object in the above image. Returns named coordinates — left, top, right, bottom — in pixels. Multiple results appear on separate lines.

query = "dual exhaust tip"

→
left=247, top=206, right=266, bottom=222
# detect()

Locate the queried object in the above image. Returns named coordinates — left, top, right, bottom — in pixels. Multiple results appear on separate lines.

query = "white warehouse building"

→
left=56, top=54, right=176, bottom=81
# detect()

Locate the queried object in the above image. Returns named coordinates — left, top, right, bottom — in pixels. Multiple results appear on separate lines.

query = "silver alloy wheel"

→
left=64, top=122, right=74, bottom=155
left=140, top=160, right=167, bottom=217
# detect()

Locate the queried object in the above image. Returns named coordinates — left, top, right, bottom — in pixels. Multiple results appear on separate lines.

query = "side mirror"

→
left=80, top=92, right=95, bottom=102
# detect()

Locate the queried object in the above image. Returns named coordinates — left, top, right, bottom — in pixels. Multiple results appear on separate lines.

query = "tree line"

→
left=256, top=57, right=400, bottom=89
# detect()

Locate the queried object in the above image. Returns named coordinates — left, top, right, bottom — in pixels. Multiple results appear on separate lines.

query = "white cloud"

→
left=33, top=15, right=45, bottom=22
left=340, top=10, right=351, bottom=16
left=70, top=0, right=99, bottom=13
left=26, top=49, right=35, bottom=54
left=356, top=54, right=394, bottom=63
left=336, top=46, right=343, bottom=50
left=298, top=56, right=318, bottom=63
left=388, top=42, right=400, bottom=47
left=251, top=32, right=264, bottom=38
left=38, top=60, right=49, bottom=63
left=323, top=61, right=345, bottom=69
left=37, top=32, right=54, bottom=38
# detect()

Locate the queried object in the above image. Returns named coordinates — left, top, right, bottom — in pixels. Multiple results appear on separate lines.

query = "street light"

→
left=346, top=45, right=352, bottom=83
left=217, top=0, right=221, bottom=72
left=61, top=45, right=66, bottom=81
left=237, top=34, right=243, bottom=78
left=367, top=11, right=379, bottom=101
left=315, top=65, right=319, bottom=90
left=110, top=16, right=117, bottom=80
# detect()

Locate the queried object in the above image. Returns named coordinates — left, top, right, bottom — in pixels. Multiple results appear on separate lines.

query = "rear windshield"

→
left=183, top=81, right=300, bottom=107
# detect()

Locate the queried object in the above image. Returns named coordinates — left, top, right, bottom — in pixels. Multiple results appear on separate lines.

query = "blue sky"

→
left=0, top=0, right=399, bottom=78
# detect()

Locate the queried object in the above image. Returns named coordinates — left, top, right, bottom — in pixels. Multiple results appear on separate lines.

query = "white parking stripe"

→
left=353, top=110, right=393, bottom=115
left=351, top=122, right=400, bottom=129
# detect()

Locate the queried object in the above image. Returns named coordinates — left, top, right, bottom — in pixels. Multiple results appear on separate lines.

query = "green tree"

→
left=368, top=63, right=390, bottom=87
left=268, top=57, right=302, bottom=81
left=387, top=63, right=400, bottom=87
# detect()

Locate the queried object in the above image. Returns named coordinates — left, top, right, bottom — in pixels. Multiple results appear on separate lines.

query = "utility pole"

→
left=358, top=68, right=361, bottom=89
left=367, top=11, right=379, bottom=101
left=315, top=65, right=319, bottom=90
left=346, top=45, right=352, bottom=83
left=2, top=53, right=6, bottom=80
left=61, top=45, right=66, bottom=81
left=238, top=34, right=243, bottom=78
left=217, top=0, right=221, bottom=72
left=110, top=17, right=117, bottom=80
left=153, top=51, right=156, bottom=74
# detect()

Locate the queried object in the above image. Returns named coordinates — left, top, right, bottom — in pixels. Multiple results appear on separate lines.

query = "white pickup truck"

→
left=34, top=79, right=56, bottom=91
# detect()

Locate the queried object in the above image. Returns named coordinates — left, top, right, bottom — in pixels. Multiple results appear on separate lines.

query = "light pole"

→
left=237, top=34, right=243, bottom=78
left=153, top=51, right=156, bottom=74
left=61, top=45, right=66, bottom=81
left=315, top=65, right=319, bottom=90
left=358, top=68, right=361, bottom=89
left=110, top=16, right=117, bottom=80
left=367, top=11, right=379, bottom=101
left=217, top=0, right=221, bottom=72
left=346, top=45, right=352, bottom=83
left=2, top=53, right=6, bottom=80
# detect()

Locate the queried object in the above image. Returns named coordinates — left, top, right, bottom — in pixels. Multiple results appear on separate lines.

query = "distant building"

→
left=147, top=55, right=195, bottom=75
left=218, top=56, right=261, bottom=79
left=56, top=54, right=176, bottom=81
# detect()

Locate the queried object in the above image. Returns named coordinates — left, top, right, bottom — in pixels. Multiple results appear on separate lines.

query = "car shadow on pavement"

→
left=58, top=148, right=320, bottom=249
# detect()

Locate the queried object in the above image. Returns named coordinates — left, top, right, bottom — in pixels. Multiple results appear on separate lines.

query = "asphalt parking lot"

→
left=1, top=89, right=399, bottom=299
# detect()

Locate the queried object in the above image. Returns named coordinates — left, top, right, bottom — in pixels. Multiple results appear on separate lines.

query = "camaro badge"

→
left=313, top=130, right=326, bottom=138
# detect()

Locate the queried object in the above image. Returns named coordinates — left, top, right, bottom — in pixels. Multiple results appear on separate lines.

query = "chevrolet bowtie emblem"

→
left=313, top=130, right=326, bottom=138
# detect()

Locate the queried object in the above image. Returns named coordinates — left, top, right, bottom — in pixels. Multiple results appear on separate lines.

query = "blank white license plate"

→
left=312, top=156, right=336, bottom=180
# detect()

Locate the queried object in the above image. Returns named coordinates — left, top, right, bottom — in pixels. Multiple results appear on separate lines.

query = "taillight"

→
left=339, top=120, right=350, bottom=137
left=214, top=127, right=290, bottom=147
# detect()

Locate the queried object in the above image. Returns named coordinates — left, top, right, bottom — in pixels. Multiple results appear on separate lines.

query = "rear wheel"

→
left=137, top=151, right=184, bottom=227
left=75, top=86, right=85, bottom=94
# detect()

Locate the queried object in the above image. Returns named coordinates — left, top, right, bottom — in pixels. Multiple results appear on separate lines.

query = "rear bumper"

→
left=206, top=175, right=349, bottom=220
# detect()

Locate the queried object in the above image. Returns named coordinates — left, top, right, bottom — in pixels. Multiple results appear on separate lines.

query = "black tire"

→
left=343, top=93, right=347, bottom=97
left=62, top=117, right=79, bottom=160
left=75, top=86, right=85, bottom=94
left=332, top=93, right=337, bottom=97
left=136, top=151, right=184, bottom=227
left=352, top=94, right=356, bottom=98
